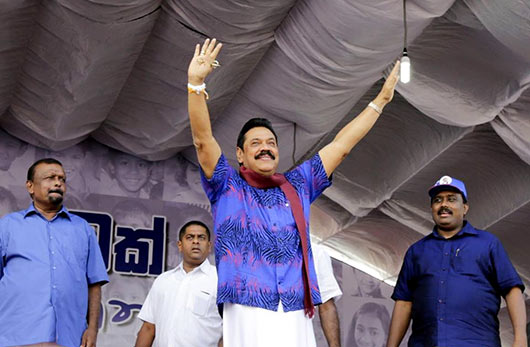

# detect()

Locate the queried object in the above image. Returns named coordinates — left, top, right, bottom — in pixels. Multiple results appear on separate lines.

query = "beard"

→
left=48, top=193, right=64, bottom=205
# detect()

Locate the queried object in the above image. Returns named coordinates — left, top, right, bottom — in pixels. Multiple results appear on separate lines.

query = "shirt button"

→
left=439, top=317, right=444, bottom=321
left=50, top=236, right=53, bottom=240
left=438, top=299, right=443, bottom=303
left=440, top=280, right=445, bottom=284
left=285, top=203, right=289, bottom=207
left=53, top=266, right=57, bottom=270
left=51, top=251, right=55, bottom=255
left=53, top=285, right=57, bottom=289
left=444, top=252, right=449, bottom=256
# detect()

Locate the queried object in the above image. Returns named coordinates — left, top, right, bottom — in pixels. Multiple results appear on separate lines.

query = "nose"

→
left=357, top=331, right=370, bottom=344
left=262, top=142, right=274, bottom=151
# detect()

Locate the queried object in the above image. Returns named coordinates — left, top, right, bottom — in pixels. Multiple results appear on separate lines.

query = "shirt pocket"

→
left=452, top=248, right=480, bottom=276
left=190, top=289, right=212, bottom=317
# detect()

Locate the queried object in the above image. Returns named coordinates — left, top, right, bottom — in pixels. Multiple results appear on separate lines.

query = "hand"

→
left=80, top=326, right=97, bottom=347
left=188, top=38, right=223, bottom=85
left=375, top=60, right=400, bottom=106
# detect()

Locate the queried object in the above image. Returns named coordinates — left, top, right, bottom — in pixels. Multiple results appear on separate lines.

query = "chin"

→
left=49, top=197, right=64, bottom=205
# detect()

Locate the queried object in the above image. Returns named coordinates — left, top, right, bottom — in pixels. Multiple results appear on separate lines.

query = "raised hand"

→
left=377, top=60, right=400, bottom=105
left=188, top=38, right=223, bottom=85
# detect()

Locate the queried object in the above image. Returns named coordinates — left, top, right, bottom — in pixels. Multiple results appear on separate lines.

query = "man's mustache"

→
left=255, top=150, right=275, bottom=160
left=438, top=207, right=452, bottom=215
left=49, top=189, right=64, bottom=196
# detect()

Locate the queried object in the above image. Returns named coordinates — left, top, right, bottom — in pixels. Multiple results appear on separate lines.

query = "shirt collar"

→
left=24, top=203, right=72, bottom=221
left=175, top=258, right=212, bottom=275
left=430, top=220, right=477, bottom=239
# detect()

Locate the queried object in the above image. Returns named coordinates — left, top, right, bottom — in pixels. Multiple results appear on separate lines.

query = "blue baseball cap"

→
left=428, top=175, right=468, bottom=202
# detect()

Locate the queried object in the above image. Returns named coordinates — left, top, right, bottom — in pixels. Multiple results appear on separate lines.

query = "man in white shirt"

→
left=313, top=243, right=342, bottom=347
left=135, top=221, right=222, bottom=347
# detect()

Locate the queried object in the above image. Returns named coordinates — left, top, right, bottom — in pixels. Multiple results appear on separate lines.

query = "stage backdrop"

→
left=0, top=134, right=409, bottom=347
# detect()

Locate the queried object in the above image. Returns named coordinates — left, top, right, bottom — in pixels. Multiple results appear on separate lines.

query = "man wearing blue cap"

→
left=387, top=176, right=527, bottom=347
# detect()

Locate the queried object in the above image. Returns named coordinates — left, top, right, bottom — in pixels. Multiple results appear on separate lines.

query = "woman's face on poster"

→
left=354, top=312, right=386, bottom=347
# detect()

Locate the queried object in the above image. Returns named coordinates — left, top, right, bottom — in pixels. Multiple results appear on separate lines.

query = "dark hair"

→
left=179, top=220, right=211, bottom=241
left=430, top=187, right=467, bottom=204
left=236, top=118, right=278, bottom=150
left=346, top=302, right=390, bottom=347
left=27, top=158, right=63, bottom=181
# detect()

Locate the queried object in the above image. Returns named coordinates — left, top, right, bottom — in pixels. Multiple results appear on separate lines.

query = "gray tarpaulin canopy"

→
left=1, top=0, right=529, bottom=340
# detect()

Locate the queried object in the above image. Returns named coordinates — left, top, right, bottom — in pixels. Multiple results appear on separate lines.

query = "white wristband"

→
left=368, top=101, right=382, bottom=114
left=187, top=83, right=206, bottom=94
left=187, top=83, right=209, bottom=99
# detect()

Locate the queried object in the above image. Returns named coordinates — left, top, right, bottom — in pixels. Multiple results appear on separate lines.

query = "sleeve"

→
left=295, top=153, right=332, bottom=203
left=490, top=237, right=525, bottom=296
left=391, top=247, right=415, bottom=302
left=313, top=246, right=342, bottom=303
left=138, top=279, right=158, bottom=324
left=85, top=222, right=110, bottom=285
left=200, top=154, right=233, bottom=204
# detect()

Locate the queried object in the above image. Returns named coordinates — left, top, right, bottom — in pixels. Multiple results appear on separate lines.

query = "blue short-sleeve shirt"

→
left=392, top=222, right=524, bottom=347
left=0, top=204, right=109, bottom=347
left=201, top=153, right=331, bottom=312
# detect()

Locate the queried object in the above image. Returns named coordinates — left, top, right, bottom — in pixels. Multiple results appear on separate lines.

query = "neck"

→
left=34, top=202, right=62, bottom=221
left=182, top=261, right=201, bottom=273
left=436, top=223, right=464, bottom=239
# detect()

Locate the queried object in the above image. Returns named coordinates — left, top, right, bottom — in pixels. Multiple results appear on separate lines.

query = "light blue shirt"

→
left=0, top=204, right=109, bottom=347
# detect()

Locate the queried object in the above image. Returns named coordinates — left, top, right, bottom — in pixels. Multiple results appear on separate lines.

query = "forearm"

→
left=87, top=284, right=102, bottom=330
left=319, top=62, right=399, bottom=176
left=187, top=39, right=223, bottom=177
left=319, top=300, right=341, bottom=347
left=188, top=86, right=215, bottom=147
left=135, top=322, right=156, bottom=347
left=386, top=300, right=412, bottom=347
left=505, top=287, right=527, bottom=345
left=330, top=97, right=384, bottom=153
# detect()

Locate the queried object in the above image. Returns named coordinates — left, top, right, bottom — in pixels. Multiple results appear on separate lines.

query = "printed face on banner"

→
left=48, top=146, right=86, bottom=186
left=111, top=153, right=152, bottom=194
left=354, top=269, right=384, bottom=298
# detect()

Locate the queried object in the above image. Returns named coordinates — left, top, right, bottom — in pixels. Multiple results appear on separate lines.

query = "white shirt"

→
left=138, top=259, right=222, bottom=347
left=313, top=244, right=342, bottom=303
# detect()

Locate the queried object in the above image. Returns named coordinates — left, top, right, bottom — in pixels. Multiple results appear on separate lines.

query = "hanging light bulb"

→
left=400, top=0, right=411, bottom=83
left=400, top=48, right=410, bottom=83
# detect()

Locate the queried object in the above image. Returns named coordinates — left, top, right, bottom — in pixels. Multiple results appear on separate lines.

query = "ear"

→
left=26, top=180, right=34, bottom=196
left=463, top=203, right=469, bottom=216
left=177, top=240, right=183, bottom=253
left=236, top=147, right=244, bottom=166
left=207, top=241, right=212, bottom=253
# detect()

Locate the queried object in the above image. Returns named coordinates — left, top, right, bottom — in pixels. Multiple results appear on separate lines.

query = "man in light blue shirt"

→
left=0, top=158, right=109, bottom=347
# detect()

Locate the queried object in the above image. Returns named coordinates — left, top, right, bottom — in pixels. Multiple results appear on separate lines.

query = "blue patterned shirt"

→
left=392, top=222, right=524, bottom=347
left=201, top=153, right=331, bottom=312
left=0, top=204, right=109, bottom=347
